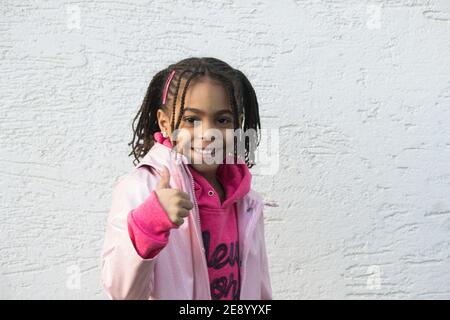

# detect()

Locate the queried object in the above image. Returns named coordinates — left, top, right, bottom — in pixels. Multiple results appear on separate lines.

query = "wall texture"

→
left=1, top=0, right=449, bottom=299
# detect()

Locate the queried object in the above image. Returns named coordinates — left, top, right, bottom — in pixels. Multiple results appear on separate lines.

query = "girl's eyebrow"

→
left=184, top=107, right=233, bottom=116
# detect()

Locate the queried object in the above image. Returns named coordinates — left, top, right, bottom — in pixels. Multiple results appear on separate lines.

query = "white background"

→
left=1, top=0, right=450, bottom=299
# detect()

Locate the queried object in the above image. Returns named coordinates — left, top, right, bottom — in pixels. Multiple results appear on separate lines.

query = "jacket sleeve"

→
left=101, top=174, right=172, bottom=300
left=258, top=202, right=273, bottom=300
left=128, top=190, right=179, bottom=259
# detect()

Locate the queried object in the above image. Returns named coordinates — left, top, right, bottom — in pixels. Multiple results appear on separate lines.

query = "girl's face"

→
left=157, top=77, right=243, bottom=175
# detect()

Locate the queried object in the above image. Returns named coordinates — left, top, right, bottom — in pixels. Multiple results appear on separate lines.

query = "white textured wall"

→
left=1, top=0, right=450, bottom=299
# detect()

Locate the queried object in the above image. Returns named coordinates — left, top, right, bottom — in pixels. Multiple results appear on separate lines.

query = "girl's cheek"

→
left=172, top=128, right=193, bottom=152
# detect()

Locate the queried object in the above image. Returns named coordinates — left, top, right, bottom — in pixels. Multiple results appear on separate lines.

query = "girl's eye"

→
left=183, top=117, right=198, bottom=124
left=217, top=118, right=232, bottom=124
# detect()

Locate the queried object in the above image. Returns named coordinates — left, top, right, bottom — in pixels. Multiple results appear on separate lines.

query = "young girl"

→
left=101, top=57, right=272, bottom=300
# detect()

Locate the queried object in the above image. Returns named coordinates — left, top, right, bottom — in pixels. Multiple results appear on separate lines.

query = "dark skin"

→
left=156, top=76, right=243, bottom=204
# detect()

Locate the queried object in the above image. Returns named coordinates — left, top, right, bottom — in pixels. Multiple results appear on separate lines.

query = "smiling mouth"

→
left=191, top=147, right=222, bottom=157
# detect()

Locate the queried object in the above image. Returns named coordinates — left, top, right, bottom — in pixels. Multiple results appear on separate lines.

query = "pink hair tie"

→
left=162, top=70, right=176, bottom=105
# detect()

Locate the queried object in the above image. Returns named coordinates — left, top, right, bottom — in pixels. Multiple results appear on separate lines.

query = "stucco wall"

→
left=1, top=0, right=449, bottom=299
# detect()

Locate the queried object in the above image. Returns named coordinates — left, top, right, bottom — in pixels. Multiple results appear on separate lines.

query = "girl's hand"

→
left=154, top=166, right=194, bottom=226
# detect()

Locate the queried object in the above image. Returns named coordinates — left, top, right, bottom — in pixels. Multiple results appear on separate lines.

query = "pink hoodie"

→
left=101, top=133, right=272, bottom=300
left=189, top=163, right=250, bottom=300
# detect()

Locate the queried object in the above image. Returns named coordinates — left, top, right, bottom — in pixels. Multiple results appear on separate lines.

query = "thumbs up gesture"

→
left=155, top=166, right=194, bottom=226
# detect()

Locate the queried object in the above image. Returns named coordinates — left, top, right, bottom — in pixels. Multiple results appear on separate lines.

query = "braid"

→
left=175, top=72, right=203, bottom=130
left=128, top=69, right=168, bottom=166
left=169, top=69, right=193, bottom=133
left=209, top=73, right=242, bottom=164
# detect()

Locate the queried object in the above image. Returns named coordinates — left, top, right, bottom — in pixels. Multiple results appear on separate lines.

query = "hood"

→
left=189, top=162, right=251, bottom=209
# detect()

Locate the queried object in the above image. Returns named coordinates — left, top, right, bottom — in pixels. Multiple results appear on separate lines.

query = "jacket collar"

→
left=188, top=162, right=251, bottom=209
left=136, top=141, right=188, bottom=171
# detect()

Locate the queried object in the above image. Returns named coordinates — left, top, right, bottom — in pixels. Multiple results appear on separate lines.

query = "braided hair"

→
left=128, top=57, right=261, bottom=168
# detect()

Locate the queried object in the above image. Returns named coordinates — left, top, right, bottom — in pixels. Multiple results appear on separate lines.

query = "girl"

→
left=101, top=57, right=272, bottom=300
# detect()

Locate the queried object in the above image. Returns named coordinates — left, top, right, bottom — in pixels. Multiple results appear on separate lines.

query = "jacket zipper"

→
left=186, top=167, right=201, bottom=231
left=181, top=162, right=261, bottom=299
left=181, top=163, right=211, bottom=299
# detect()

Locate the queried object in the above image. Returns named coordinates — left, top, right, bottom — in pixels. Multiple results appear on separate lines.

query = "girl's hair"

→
left=128, top=57, right=261, bottom=168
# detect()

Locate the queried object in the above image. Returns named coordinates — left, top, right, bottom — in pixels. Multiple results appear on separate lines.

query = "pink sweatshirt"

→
left=127, top=132, right=251, bottom=300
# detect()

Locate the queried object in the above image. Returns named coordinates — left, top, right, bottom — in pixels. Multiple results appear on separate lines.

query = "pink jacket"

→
left=100, top=141, right=273, bottom=300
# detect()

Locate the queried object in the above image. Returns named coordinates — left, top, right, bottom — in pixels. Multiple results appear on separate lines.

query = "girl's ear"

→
left=238, top=113, right=244, bottom=127
left=157, top=108, right=171, bottom=135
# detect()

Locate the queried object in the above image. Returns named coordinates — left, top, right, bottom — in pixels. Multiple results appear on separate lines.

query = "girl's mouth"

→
left=191, top=147, right=222, bottom=157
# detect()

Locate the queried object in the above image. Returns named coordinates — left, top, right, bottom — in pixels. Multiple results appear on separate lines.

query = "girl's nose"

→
left=194, top=125, right=221, bottom=148
left=194, top=120, right=215, bottom=139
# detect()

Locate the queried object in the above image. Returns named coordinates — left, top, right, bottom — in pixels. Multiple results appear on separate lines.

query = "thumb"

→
left=156, top=165, right=170, bottom=190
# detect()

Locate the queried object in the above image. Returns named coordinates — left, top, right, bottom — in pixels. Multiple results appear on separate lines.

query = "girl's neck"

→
left=189, top=164, right=219, bottom=183
left=201, top=170, right=217, bottom=184
left=190, top=165, right=226, bottom=203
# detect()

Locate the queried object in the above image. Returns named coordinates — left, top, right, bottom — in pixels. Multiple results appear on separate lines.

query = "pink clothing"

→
left=188, top=163, right=251, bottom=300
left=127, top=132, right=179, bottom=259
left=127, top=190, right=178, bottom=259
left=127, top=133, right=252, bottom=300
left=101, top=133, right=272, bottom=300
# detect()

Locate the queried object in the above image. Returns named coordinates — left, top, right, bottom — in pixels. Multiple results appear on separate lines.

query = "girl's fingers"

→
left=178, top=199, right=194, bottom=211
left=176, top=218, right=185, bottom=226
left=176, top=190, right=191, bottom=201
left=175, top=209, right=189, bottom=224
